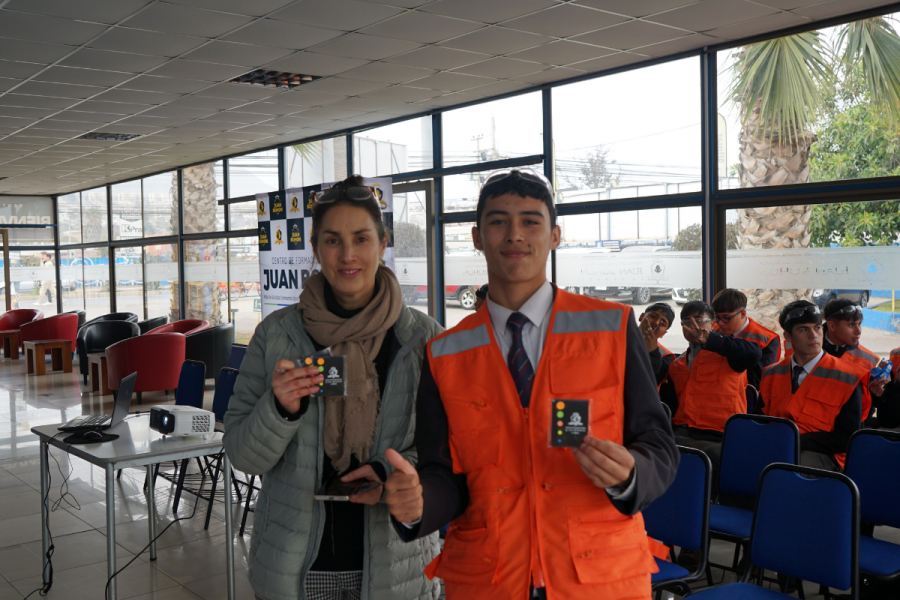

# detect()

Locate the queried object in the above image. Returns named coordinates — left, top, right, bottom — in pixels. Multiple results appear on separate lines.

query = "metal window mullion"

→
left=223, top=159, right=230, bottom=232
left=346, top=133, right=354, bottom=176
left=52, top=196, right=63, bottom=314
left=432, top=112, right=445, bottom=326
left=107, top=185, right=115, bottom=313
left=700, top=49, right=719, bottom=303
left=543, top=87, right=556, bottom=287
left=177, top=169, right=186, bottom=320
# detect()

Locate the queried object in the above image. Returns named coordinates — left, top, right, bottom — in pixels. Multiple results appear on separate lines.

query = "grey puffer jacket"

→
left=224, top=304, right=443, bottom=600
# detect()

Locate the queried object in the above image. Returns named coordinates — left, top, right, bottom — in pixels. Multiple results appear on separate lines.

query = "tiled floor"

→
left=0, top=355, right=897, bottom=599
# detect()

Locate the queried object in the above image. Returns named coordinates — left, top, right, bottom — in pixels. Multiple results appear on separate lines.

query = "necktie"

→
left=791, top=365, right=805, bottom=394
left=506, top=312, right=535, bottom=408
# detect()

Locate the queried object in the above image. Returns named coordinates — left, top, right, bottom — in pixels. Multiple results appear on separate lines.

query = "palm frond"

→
left=729, top=31, right=832, bottom=145
left=839, top=17, right=900, bottom=122
left=292, top=141, right=322, bottom=162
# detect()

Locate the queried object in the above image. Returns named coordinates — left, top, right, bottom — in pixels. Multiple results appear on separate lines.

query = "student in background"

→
left=711, top=289, right=780, bottom=392
left=822, top=298, right=881, bottom=423
left=473, top=283, right=489, bottom=311
left=758, top=301, right=862, bottom=471
left=639, top=301, right=676, bottom=385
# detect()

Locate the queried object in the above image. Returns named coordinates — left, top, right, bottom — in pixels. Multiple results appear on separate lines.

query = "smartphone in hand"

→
left=314, top=478, right=383, bottom=502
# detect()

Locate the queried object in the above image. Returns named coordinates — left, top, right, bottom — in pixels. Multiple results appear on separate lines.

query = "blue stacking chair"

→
left=175, top=359, right=206, bottom=408
left=691, top=463, right=860, bottom=600
left=845, top=429, right=900, bottom=586
left=708, top=414, right=799, bottom=580
left=644, top=447, right=712, bottom=599
left=204, top=367, right=242, bottom=529
left=660, top=401, right=672, bottom=422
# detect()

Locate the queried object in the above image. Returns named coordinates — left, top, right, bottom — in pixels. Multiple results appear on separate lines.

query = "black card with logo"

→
left=296, top=353, right=347, bottom=397
left=549, top=399, right=590, bottom=447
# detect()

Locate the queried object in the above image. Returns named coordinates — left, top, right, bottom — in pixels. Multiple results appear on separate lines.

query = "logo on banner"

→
left=371, top=184, right=387, bottom=209
left=289, top=193, right=301, bottom=212
left=271, top=194, right=285, bottom=219
left=274, top=225, right=284, bottom=244
left=258, top=222, right=271, bottom=251
left=305, top=185, right=321, bottom=218
left=258, top=200, right=266, bottom=216
left=288, top=218, right=304, bottom=251
left=650, top=259, right=666, bottom=282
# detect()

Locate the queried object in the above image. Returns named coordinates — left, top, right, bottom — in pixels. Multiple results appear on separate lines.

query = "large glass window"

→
left=228, top=237, right=259, bottom=345
left=183, top=238, right=227, bottom=326
left=393, top=188, right=430, bottom=318
left=442, top=221, right=486, bottom=328
left=442, top=93, right=543, bottom=168
left=57, top=193, right=81, bottom=245
left=114, top=247, right=143, bottom=319
left=354, top=117, right=433, bottom=177
left=81, top=187, right=108, bottom=244
left=718, top=13, right=900, bottom=190
left=60, top=248, right=84, bottom=313
left=143, top=172, right=177, bottom=238
left=553, top=58, right=701, bottom=201
left=82, top=246, right=110, bottom=321
left=229, top=200, right=257, bottom=232
left=285, top=137, right=348, bottom=189
left=725, top=200, right=900, bottom=357
left=183, top=161, right=225, bottom=235
left=443, top=167, right=544, bottom=213
left=229, top=150, right=278, bottom=198
left=9, top=250, right=57, bottom=314
left=111, top=181, right=142, bottom=241
left=145, top=243, right=178, bottom=323
left=0, top=197, right=54, bottom=246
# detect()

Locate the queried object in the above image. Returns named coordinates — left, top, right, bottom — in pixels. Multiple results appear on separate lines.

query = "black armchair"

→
left=138, top=316, right=167, bottom=335
left=76, top=320, right=140, bottom=384
left=63, top=310, right=86, bottom=330
left=186, top=323, right=233, bottom=380
left=81, top=312, right=139, bottom=331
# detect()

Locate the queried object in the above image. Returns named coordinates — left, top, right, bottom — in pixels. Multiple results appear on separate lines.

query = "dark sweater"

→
left=274, top=282, right=396, bottom=572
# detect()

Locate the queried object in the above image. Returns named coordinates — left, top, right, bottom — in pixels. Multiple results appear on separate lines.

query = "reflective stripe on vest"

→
left=668, top=349, right=747, bottom=432
left=847, top=346, right=879, bottom=367
left=760, top=354, right=861, bottom=468
left=424, top=290, right=655, bottom=600
left=659, top=343, right=673, bottom=359
left=737, top=330, right=769, bottom=344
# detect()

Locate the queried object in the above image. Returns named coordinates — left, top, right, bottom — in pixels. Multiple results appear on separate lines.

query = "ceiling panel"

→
left=165, top=95, right=247, bottom=110
left=360, top=85, right=443, bottom=102
left=503, top=5, right=630, bottom=38
left=510, top=66, right=586, bottom=84
left=637, top=32, right=718, bottom=56
left=2, top=0, right=152, bottom=24
left=94, top=88, right=182, bottom=105
left=34, top=66, right=135, bottom=87
left=88, top=28, right=208, bottom=57
left=120, top=75, right=212, bottom=94
left=223, top=20, right=344, bottom=50
left=440, top=27, right=553, bottom=55
left=0, top=106, right=57, bottom=119
left=183, top=41, right=295, bottom=67
left=298, top=77, right=390, bottom=95
left=647, top=0, right=780, bottom=31
left=384, top=46, right=488, bottom=70
left=76, top=100, right=153, bottom=114
left=452, top=57, right=547, bottom=78
left=793, top=0, right=896, bottom=19
left=308, top=34, right=421, bottom=61
left=195, top=83, right=283, bottom=101
left=573, top=0, right=698, bottom=18
left=13, top=81, right=106, bottom=99
left=338, top=61, right=436, bottom=84
left=125, top=4, right=254, bottom=37
left=54, top=110, right=118, bottom=123
left=0, top=37, right=74, bottom=64
left=705, top=10, right=808, bottom=39
left=466, top=79, right=530, bottom=97
left=149, top=60, right=249, bottom=81
left=0, top=78, right=21, bottom=93
left=360, top=12, right=485, bottom=44
left=264, top=52, right=370, bottom=77
left=165, top=0, right=297, bottom=17
left=201, top=111, right=272, bottom=124
left=275, top=0, right=404, bottom=31
left=59, top=49, right=169, bottom=73
left=327, top=96, right=398, bottom=111
left=0, top=12, right=107, bottom=46
left=0, top=61, right=48, bottom=80
left=568, top=51, right=649, bottom=72
left=508, top=40, right=614, bottom=65
left=421, top=0, right=559, bottom=24
left=572, top=20, right=690, bottom=50
left=410, top=72, right=496, bottom=91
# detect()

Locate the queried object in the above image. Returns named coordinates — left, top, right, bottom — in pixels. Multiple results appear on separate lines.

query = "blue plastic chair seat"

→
left=709, top=505, right=754, bottom=538
left=691, top=582, right=791, bottom=599
left=860, top=536, right=900, bottom=576
left=651, top=557, right=689, bottom=584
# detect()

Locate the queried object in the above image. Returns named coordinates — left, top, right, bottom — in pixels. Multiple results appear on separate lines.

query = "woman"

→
left=224, top=176, right=443, bottom=600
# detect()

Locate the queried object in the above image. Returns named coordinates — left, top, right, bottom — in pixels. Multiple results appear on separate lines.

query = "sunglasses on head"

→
left=312, top=186, right=377, bottom=205
left=828, top=305, right=863, bottom=320
left=483, top=168, right=554, bottom=194
left=785, top=304, right=822, bottom=323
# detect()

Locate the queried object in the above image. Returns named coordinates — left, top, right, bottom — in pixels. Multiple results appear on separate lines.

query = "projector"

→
left=149, top=406, right=215, bottom=437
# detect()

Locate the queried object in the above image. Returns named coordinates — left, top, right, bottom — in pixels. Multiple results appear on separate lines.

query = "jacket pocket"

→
left=695, top=361, right=721, bottom=382
left=800, top=382, right=844, bottom=430
left=550, top=355, right=620, bottom=395
left=567, top=506, right=656, bottom=584
left=449, top=427, right=500, bottom=473
left=434, top=512, right=500, bottom=585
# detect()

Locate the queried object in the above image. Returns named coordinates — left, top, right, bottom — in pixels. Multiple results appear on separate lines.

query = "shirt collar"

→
left=487, top=280, right=554, bottom=330
left=735, top=317, right=749, bottom=335
left=791, top=349, right=825, bottom=374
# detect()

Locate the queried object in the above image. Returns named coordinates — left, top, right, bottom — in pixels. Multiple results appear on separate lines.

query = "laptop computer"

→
left=58, top=372, right=137, bottom=432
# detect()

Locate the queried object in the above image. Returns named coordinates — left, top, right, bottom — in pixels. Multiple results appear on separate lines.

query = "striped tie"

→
left=506, top=312, right=535, bottom=408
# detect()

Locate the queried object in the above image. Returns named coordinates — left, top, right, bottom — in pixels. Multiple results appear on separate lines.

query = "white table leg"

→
left=40, top=441, right=50, bottom=587
left=224, top=454, right=234, bottom=600
left=146, top=464, right=157, bottom=561
left=106, top=464, right=117, bottom=600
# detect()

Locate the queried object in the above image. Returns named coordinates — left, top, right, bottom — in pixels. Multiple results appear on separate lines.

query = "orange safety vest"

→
left=424, top=290, right=656, bottom=600
left=658, top=343, right=673, bottom=359
left=892, top=347, right=900, bottom=379
left=831, top=343, right=878, bottom=421
left=760, top=354, right=863, bottom=468
left=734, top=318, right=781, bottom=360
left=784, top=340, right=793, bottom=361
left=668, top=347, right=747, bottom=433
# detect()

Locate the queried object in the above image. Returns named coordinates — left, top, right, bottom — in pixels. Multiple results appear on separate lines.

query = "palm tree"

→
left=727, top=16, right=900, bottom=331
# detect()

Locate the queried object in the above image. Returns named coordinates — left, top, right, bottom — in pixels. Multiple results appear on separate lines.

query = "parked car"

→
left=813, top=289, right=870, bottom=308
left=410, top=285, right=480, bottom=310
left=672, top=288, right=692, bottom=305
left=570, top=246, right=673, bottom=305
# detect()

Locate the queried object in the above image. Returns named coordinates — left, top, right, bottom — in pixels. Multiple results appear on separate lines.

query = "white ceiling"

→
left=0, top=0, right=893, bottom=195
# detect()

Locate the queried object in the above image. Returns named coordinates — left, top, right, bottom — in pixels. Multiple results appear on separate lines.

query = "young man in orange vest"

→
left=384, top=170, right=679, bottom=600
left=711, top=288, right=781, bottom=393
left=639, top=302, right=676, bottom=386
left=822, top=298, right=882, bottom=424
left=758, top=301, right=863, bottom=471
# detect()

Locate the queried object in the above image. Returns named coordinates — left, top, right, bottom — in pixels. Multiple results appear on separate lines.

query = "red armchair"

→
left=0, top=309, right=44, bottom=352
left=145, top=319, right=209, bottom=336
left=106, top=332, right=186, bottom=404
left=20, top=314, right=79, bottom=359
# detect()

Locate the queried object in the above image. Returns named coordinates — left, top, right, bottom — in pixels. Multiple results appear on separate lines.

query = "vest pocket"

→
left=695, top=361, right=721, bottom=382
left=434, top=512, right=500, bottom=585
left=449, top=427, right=501, bottom=473
left=800, top=382, right=844, bottom=430
left=550, top=355, right=620, bottom=395
left=567, top=506, right=655, bottom=584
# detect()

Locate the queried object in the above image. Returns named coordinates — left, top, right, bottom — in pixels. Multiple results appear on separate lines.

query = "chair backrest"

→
left=643, top=446, right=711, bottom=554
left=230, top=345, right=247, bottom=370
left=212, top=367, right=240, bottom=422
left=175, top=360, right=206, bottom=408
left=138, top=316, right=167, bottom=335
left=105, top=332, right=186, bottom=392
left=0, top=308, right=43, bottom=330
left=63, top=310, right=86, bottom=329
left=186, top=323, right=233, bottom=377
left=659, top=401, right=672, bottom=422
left=84, top=312, right=139, bottom=328
left=750, top=464, right=859, bottom=596
left=719, top=414, right=799, bottom=498
left=845, top=429, right=900, bottom=529
left=20, top=313, right=79, bottom=345
left=82, top=320, right=140, bottom=352
left=147, top=319, right=209, bottom=336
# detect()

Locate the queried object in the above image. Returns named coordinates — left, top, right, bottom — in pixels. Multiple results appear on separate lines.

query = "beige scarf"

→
left=298, top=265, right=403, bottom=472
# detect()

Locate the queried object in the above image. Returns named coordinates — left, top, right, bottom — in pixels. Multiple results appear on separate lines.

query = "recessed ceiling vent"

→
left=78, top=132, right=141, bottom=141
left=230, top=69, right=319, bottom=89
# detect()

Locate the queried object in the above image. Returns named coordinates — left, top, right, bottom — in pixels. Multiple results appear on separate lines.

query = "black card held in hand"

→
left=297, top=353, right=347, bottom=396
left=550, top=399, right=590, bottom=447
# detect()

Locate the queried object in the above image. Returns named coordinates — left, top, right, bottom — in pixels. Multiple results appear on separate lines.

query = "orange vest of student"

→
left=892, top=347, right=900, bottom=379
left=760, top=354, right=864, bottom=468
left=735, top=318, right=781, bottom=360
left=658, top=343, right=673, bottom=359
left=668, top=346, right=748, bottom=432
left=832, top=343, right=878, bottom=421
left=784, top=340, right=793, bottom=361
left=424, top=290, right=656, bottom=600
